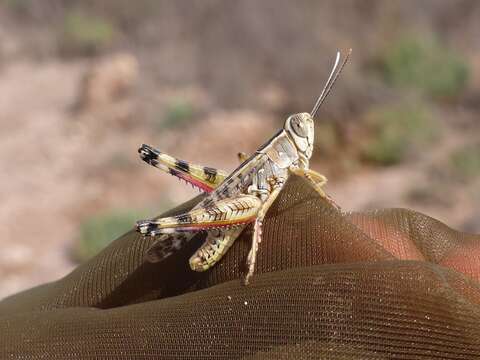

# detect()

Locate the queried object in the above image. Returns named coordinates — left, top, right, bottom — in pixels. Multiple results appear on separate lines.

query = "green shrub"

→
left=3, top=0, right=31, bottom=13
left=314, top=122, right=338, bottom=155
left=382, top=36, right=469, bottom=99
left=60, top=10, right=116, bottom=56
left=156, top=99, right=195, bottom=131
left=450, top=143, right=480, bottom=180
left=72, top=209, right=147, bottom=263
left=362, top=103, right=438, bottom=166
left=108, top=152, right=137, bottom=170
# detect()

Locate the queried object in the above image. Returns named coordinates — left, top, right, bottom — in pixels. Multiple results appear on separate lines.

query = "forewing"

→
left=145, top=233, right=191, bottom=263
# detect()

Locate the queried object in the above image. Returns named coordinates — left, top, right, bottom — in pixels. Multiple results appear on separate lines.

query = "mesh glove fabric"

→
left=1, top=175, right=480, bottom=359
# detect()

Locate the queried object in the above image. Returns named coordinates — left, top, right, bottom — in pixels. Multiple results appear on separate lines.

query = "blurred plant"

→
left=3, top=0, right=30, bottom=13
left=155, top=99, right=195, bottom=131
left=314, top=122, right=339, bottom=156
left=361, top=103, right=438, bottom=166
left=59, top=10, right=117, bottom=56
left=381, top=36, right=469, bottom=100
left=72, top=209, right=147, bottom=263
left=406, top=184, right=453, bottom=207
left=450, top=143, right=480, bottom=181
left=108, top=152, right=137, bottom=170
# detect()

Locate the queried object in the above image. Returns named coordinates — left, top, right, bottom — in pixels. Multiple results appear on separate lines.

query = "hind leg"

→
left=138, top=144, right=228, bottom=192
left=189, top=227, right=244, bottom=271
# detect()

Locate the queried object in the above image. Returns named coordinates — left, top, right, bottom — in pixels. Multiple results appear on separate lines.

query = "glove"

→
left=1, top=175, right=479, bottom=359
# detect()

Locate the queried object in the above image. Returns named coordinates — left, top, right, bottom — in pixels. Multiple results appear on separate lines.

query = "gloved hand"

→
left=1, top=175, right=479, bottom=359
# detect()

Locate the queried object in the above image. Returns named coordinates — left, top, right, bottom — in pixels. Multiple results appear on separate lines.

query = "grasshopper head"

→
left=284, top=49, right=350, bottom=163
left=285, top=112, right=314, bottom=160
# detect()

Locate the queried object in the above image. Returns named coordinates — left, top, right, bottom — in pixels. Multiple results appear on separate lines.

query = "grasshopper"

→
left=136, top=50, right=350, bottom=284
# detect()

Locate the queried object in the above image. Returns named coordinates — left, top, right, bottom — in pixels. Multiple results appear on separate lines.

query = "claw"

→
left=136, top=220, right=158, bottom=236
left=138, top=144, right=159, bottom=166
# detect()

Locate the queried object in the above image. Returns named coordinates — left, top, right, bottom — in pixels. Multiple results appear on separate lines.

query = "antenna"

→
left=310, top=48, right=352, bottom=118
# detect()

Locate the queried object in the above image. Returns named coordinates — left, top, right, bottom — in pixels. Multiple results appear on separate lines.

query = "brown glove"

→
left=1, top=175, right=480, bottom=359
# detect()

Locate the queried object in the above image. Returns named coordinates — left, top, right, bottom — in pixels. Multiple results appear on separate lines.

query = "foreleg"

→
left=289, top=167, right=340, bottom=210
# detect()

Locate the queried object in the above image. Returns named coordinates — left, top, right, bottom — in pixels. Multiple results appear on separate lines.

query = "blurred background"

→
left=1, top=0, right=480, bottom=299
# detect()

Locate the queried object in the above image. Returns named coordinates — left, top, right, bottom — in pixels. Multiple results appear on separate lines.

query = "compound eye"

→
left=291, top=118, right=308, bottom=137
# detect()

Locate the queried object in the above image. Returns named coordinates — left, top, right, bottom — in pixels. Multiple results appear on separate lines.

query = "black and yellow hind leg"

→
left=138, top=144, right=228, bottom=192
left=189, top=227, right=244, bottom=271
left=136, top=194, right=262, bottom=236
left=137, top=195, right=262, bottom=272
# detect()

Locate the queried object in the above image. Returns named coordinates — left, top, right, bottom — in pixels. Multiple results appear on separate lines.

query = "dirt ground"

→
left=0, top=56, right=279, bottom=298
